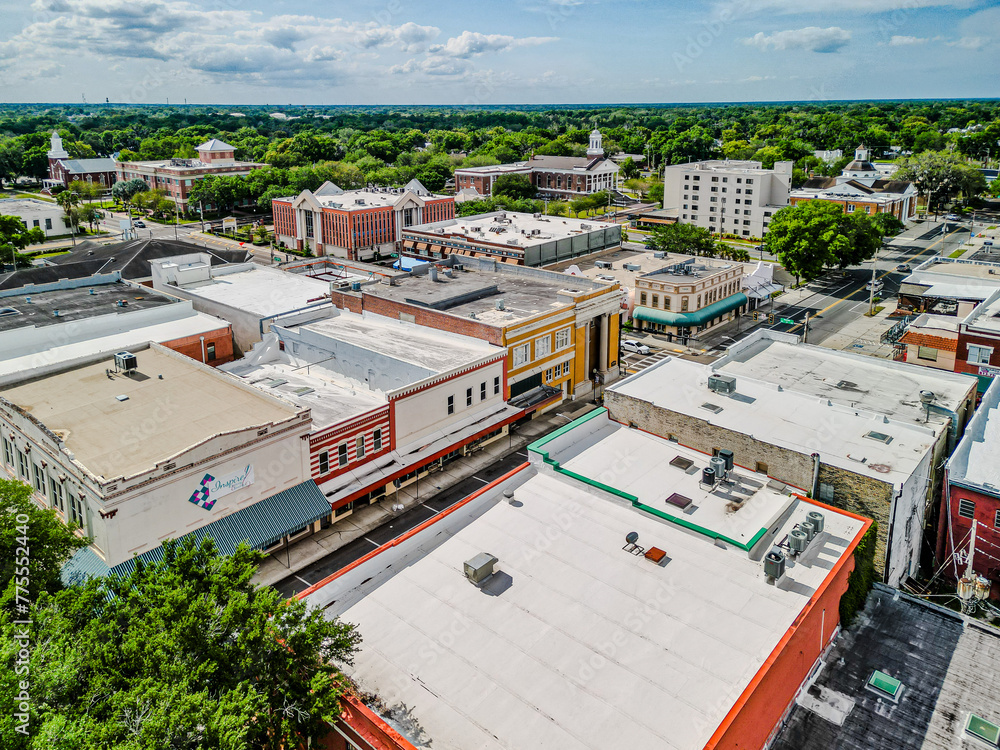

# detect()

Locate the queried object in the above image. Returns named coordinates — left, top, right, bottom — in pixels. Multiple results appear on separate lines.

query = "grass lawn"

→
left=949, top=247, right=968, bottom=258
left=34, top=249, right=72, bottom=258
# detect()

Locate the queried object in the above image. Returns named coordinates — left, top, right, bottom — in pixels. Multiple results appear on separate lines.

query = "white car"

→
left=622, top=340, right=651, bottom=355
left=865, top=279, right=884, bottom=293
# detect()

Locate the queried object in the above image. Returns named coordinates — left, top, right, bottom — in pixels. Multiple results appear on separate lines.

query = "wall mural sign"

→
left=188, top=464, right=254, bottom=510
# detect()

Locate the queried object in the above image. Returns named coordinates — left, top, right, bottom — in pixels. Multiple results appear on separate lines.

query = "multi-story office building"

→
left=272, top=180, right=455, bottom=261
left=662, top=159, right=793, bottom=238
left=116, top=139, right=266, bottom=212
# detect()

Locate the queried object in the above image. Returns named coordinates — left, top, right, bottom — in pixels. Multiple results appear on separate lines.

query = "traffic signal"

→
left=768, top=313, right=775, bottom=325
left=752, top=311, right=759, bottom=322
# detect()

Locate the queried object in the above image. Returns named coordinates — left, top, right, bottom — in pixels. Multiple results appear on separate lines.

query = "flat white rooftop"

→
left=714, top=332, right=975, bottom=427
left=285, top=309, right=502, bottom=374
left=612, top=354, right=940, bottom=485
left=223, top=359, right=385, bottom=429
left=406, top=211, right=617, bottom=248
left=963, top=290, right=1000, bottom=334
left=309, top=412, right=865, bottom=750
left=0, top=345, right=298, bottom=480
left=179, top=264, right=331, bottom=318
left=949, top=379, right=1000, bottom=493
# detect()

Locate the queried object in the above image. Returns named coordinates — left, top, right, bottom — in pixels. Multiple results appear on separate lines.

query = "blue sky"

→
left=0, top=0, right=996, bottom=105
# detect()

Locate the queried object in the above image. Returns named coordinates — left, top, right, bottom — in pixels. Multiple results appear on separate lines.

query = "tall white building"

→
left=662, top=159, right=793, bottom=238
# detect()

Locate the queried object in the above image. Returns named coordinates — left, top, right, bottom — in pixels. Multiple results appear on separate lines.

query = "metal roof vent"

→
left=495, top=299, right=505, bottom=311
left=464, top=553, right=498, bottom=584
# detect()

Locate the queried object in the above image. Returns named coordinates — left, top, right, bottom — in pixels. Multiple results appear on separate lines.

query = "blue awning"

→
left=633, top=292, right=748, bottom=328
left=62, top=480, right=331, bottom=582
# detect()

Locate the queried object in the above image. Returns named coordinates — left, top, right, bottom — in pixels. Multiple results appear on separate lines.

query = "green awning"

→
left=976, top=374, right=996, bottom=393
left=633, top=292, right=748, bottom=328
left=62, top=480, right=332, bottom=582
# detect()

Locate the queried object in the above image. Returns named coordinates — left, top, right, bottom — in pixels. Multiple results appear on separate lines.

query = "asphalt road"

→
left=270, top=448, right=530, bottom=599
left=710, top=220, right=973, bottom=349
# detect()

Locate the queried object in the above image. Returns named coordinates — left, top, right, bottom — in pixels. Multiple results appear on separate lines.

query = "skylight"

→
left=864, top=431, right=893, bottom=444
left=966, top=714, right=1000, bottom=745
left=700, top=402, right=723, bottom=414
left=866, top=670, right=902, bottom=701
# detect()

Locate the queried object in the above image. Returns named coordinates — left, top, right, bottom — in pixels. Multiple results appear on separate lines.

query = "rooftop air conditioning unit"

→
left=708, top=374, right=737, bottom=394
left=653, top=251, right=667, bottom=259
left=595, top=260, right=613, bottom=270
left=623, top=263, right=641, bottom=272
left=114, top=351, right=138, bottom=374
left=464, top=553, right=498, bottom=584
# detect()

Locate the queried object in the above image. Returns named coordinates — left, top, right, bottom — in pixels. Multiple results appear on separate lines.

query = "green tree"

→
left=0, top=216, right=45, bottom=266
left=765, top=200, right=881, bottom=282
left=492, top=173, right=536, bottom=200
left=0, top=536, right=360, bottom=750
left=648, top=222, right=720, bottom=257
left=1, top=478, right=88, bottom=607
left=895, top=150, right=987, bottom=207
left=870, top=212, right=904, bottom=237
left=618, top=158, right=639, bottom=180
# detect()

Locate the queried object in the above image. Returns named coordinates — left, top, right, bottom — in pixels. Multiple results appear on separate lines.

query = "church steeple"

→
left=48, top=130, right=69, bottom=160
left=587, top=129, right=604, bottom=158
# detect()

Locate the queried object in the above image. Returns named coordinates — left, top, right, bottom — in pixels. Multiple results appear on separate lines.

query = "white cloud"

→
left=947, top=36, right=987, bottom=49
left=889, top=35, right=929, bottom=45
left=716, top=0, right=973, bottom=17
left=428, top=31, right=558, bottom=59
left=745, top=26, right=851, bottom=53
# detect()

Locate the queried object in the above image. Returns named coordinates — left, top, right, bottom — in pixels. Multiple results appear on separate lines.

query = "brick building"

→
left=222, top=308, right=517, bottom=522
left=44, top=131, right=117, bottom=189
left=631, top=256, right=749, bottom=344
left=789, top=146, right=917, bottom=221
left=938, top=377, right=1000, bottom=596
left=399, top=210, right=621, bottom=267
left=299, top=411, right=870, bottom=750
left=453, top=130, right=619, bottom=200
left=603, top=329, right=977, bottom=586
left=321, top=254, right=626, bottom=406
left=116, top=139, right=266, bottom=212
left=272, top=180, right=455, bottom=261
left=0, top=272, right=234, bottom=386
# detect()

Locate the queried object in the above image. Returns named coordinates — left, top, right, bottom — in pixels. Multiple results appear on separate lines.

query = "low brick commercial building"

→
left=44, top=131, right=117, bottom=189
left=604, top=330, right=977, bottom=586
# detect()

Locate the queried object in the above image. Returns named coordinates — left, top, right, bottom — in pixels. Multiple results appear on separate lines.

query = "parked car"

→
left=895, top=264, right=911, bottom=273
left=945, top=213, right=962, bottom=222
left=865, top=279, right=884, bottom=293
left=622, top=340, right=651, bottom=355
left=133, top=219, right=146, bottom=228
left=644, top=243, right=656, bottom=249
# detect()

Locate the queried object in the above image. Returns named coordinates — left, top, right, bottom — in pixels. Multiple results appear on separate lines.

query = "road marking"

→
left=420, top=502, right=443, bottom=515
left=363, top=536, right=382, bottom=548
left=787, top=226, right=966, bottom=333
left=294, top=574, right=312, bottom=586
left=470, top=476, right=490, bottom=485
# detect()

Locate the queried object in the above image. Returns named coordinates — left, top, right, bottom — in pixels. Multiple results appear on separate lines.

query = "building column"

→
left=599, top=313, right=609, bottom=374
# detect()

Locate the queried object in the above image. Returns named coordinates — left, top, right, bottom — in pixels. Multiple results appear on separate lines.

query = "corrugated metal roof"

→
left=61, top=545, right=111, bottom=586
left=61, top=480, right=331, bottom=581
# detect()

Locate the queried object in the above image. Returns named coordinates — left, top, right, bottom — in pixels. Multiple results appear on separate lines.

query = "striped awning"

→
left=61, top=480, right=332, bottom=582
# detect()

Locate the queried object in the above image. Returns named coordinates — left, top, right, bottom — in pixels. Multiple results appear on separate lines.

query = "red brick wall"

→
left=955, top=331, right=1000, bottom=377
left=310, top=407, right=391, bottom=493
left=707, top=509, right=870, bottom=750
left=273, top=200, right=296, bottom=238
left=939, top=484, right=1000, bottom=590
left=159, top=327, right=234, bottom=366
left=327, top=290, right=503, bottom=345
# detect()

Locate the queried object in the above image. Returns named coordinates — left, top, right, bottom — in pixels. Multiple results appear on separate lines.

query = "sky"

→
left=0, top=0, right=996, bottom=105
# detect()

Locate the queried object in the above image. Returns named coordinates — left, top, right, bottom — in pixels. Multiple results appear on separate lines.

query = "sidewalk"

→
left=251, top=398, right=597, bottom=587
left=814, top=302, right=900, bottom=359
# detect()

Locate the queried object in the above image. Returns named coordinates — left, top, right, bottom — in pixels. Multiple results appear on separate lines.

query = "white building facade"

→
left=662, top=159, right=794, bottom=238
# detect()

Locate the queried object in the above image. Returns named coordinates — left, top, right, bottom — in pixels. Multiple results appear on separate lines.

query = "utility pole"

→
left=868, top=243, right=880, bottom=316
left=803, top=312, right=810, bottom=343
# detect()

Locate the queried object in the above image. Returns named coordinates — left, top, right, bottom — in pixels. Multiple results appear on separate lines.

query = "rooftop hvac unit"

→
left=806, top=511, right=825, bottom=533
left=764, top=549, right=785, bottom=581
left=707, top=374, right=737, bottom=394
left=710, top=456, right=727, bottom=482
left=718, top=448, right=734, bottom=472
left=788, top=528, right=808, bottom=555
left=800, top=521, right=817, bottom=541
left=595, top=260, right=613, bottom=270
left=623, top=263, right=642, bottom=272
left=701, top=466, right=716, bottom=486
left=653, top=251, right=667, bottom=259
left=350, top=281, right=362, bottom=292
left=464, top=553, right=498, bottom=584
left=114, top=351, right=137, bottom=374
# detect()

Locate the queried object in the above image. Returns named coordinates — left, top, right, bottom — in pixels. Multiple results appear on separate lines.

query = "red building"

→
left=272, top=180, right=454, bottom=261
left=116, top=139, right=266, bottom=212
left=938, top=377, right=1000, bottom=594
left=44, top=131, right=117, bottom=189
left=454, top=130, right=620, bottom=200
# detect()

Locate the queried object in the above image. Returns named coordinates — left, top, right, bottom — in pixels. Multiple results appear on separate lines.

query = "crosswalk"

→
left=624, top=350, right=672, bottom=374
